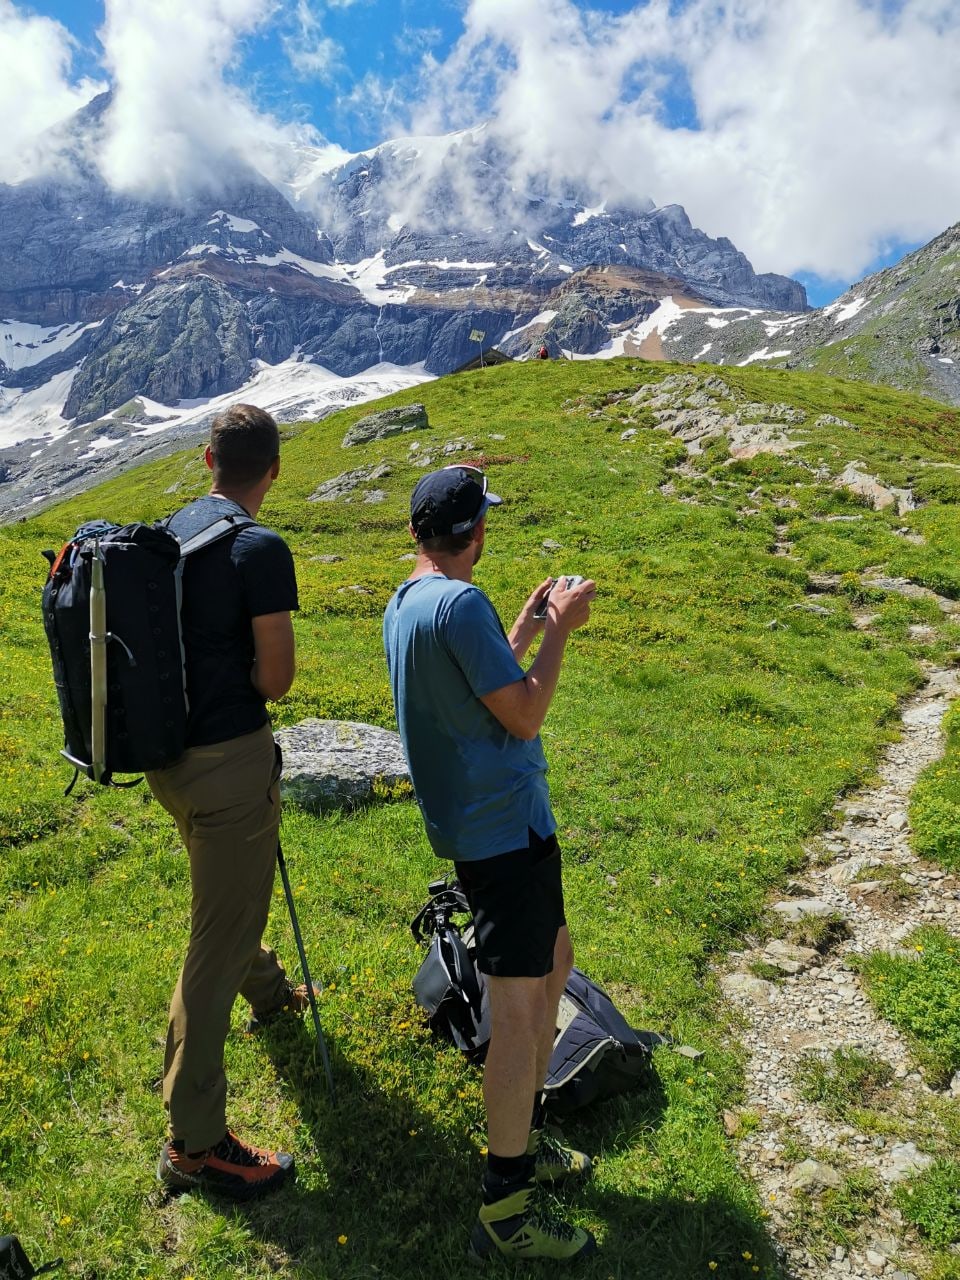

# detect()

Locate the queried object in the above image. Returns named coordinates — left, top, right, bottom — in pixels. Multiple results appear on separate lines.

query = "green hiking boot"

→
left=468, top=1184, right=597, bottom=1263
left=527, top=1126, right=593, bottom=1184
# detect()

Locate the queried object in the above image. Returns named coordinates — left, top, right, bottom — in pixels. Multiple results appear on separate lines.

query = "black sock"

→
left=483, top=1151, right=536, bottom=1202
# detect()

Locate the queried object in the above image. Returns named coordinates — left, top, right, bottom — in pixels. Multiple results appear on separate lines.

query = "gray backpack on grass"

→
left=410, top=878, right=670, bottom=1111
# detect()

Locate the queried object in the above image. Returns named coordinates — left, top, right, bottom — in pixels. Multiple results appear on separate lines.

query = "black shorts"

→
left=454, top=829, right=566, bottom=978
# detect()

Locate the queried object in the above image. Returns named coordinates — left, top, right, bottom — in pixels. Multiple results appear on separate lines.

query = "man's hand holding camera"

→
left=509, top=575, right=596, bottom=660
left=540, top=575, right=595, bottom=633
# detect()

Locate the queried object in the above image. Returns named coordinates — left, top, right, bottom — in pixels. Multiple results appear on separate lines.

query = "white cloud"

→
left=0, top=0, right=105, bottom=183
left=5, top=0, right=958, bottom=283
left=404, top=0, right=960, bottom=279
left=282, top=0, right=342, bottom=78
left=95, top=0, right=348, bottom=199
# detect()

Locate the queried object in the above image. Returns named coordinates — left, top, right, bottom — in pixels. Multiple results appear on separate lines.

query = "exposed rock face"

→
left=273, top=719, right=410, bottom=812
left=342, top=403, right=428, bottom=447
left=63, top=278, right=255, bottom=422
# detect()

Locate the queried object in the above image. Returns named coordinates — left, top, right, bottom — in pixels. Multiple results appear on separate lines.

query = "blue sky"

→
left=7, top=0, right=960, bottom=308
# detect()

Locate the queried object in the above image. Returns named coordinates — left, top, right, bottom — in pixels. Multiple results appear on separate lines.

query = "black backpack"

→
left=0, top=1235, right=61, bottom=1278
left=41, top=509, right=253, bottom=788
left=411, top=878, right=671, bottom=1111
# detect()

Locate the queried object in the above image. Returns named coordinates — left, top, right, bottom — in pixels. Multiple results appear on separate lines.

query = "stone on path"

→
left=882, top=1142, right=935, bottom=1183
left=771, top=897, right=840, bottom=923
left=720, top=973, right=775, bottom=1003
left=763, top=940, right=820, bottom=974
left=275, top=719, right=410, bottom=812
left=787, top=1159, right=843, bottom=1191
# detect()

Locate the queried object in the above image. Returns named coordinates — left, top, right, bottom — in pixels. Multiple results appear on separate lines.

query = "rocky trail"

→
left=720, top=630, right=959, bottom=1280
left=607, top=374, right=960, bottom=1278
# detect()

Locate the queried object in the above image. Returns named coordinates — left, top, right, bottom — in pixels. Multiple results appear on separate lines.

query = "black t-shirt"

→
left=166, top=495, right=299, bottom=747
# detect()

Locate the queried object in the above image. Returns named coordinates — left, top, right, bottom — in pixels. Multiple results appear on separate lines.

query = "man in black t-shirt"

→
left=149, top=404, right=305, bottom=1202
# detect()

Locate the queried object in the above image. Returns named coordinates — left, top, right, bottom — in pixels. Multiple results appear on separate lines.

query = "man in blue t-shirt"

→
left=384, top=465, right=598, bottom=1263
left=149, top=404, right=306, bottom=1203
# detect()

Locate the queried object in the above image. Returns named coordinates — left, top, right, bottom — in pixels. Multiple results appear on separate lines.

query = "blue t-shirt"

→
left=383, top=573, right=555, bottom=860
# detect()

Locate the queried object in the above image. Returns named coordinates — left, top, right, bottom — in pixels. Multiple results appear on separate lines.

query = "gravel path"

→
left=720, top=638, right=960, bottom=1279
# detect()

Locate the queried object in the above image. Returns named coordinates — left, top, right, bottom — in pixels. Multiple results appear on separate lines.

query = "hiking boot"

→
left=246, top=981, right=320, bottom=1032
left=157, top=1130, right=294, bottom=1201
left=468, top=1184, right=597, bottom=1263
left=528, top=1126, right=592, bottom=1184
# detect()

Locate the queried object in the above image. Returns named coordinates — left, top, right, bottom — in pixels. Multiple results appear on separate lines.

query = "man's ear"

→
left=408, top=522, right=417, bottom=541
left=204, top=444, right=214, bottom=472
left=270, top=457, right=280, bottom=480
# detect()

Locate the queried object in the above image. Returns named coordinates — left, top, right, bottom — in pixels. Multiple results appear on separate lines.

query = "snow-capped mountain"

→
left=0, top=91, right=810, bottom=514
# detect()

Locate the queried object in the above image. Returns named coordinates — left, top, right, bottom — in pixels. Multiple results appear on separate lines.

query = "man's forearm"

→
left=508, top=615, right=541, bottom=663
left=520, top=624, right=568, bottom=731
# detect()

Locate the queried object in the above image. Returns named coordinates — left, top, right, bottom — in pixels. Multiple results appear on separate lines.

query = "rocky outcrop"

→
left=342, top=403, right=428, bottom=447
left=62, top=278, right=255, bottom=422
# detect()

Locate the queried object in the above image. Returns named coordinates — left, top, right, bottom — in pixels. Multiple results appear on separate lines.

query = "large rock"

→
left=342, top=403, right=429, bottom=447
left=274, top=719, right=410, bottom=813
left=835, top=462, right=915, bottom=515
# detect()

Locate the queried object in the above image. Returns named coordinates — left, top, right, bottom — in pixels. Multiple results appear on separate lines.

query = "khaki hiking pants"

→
left=146, top=722, right=291, bottom=1153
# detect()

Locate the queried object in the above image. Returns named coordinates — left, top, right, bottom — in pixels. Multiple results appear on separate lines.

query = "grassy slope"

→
left=2, top=358, right=960, bottom=1278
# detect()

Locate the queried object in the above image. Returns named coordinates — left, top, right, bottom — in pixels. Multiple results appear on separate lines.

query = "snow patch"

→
left=500, top=310, right=558, bottom=343
left=572, top=203, right=606, bottom=227
left=0, top=320, right=99, bottom=371
left=693, top=343, right=713, bottom=359
left=0, top=356, right=433, bottom=453
left=345, top=252, right=418, bottom=305
left=738, top=348, right=792, bottom=366
left=207, top=211, right=261, bottom=234
left=567, top=296, right=686, bottom=361
left=0, top=369, right=75, bottom=447
left=132, top=357, right=433, bottom=440
left=824, top=296, right=867, bottom=325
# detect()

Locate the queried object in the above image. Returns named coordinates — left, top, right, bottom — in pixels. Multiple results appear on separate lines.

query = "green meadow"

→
left=2, top=358, right=960, bottom=1278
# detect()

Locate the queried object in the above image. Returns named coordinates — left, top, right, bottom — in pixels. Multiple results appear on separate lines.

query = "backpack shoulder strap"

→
left=176, top=512, right=255, bottom=559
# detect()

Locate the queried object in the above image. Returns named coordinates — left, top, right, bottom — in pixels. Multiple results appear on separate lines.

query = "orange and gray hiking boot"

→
left=157, top=1130, right=294, bottom=1201
left=527, top=1126, right=592, bottom=1184
left=246, top=981, right=321, bottom=1032
left=468, top=1184, right=597, bottom=1263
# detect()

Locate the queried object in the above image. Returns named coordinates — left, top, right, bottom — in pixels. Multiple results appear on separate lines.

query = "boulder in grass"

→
left=342, top=403, right=429, bottom=447
left=274, top=719, right=410, bottom=813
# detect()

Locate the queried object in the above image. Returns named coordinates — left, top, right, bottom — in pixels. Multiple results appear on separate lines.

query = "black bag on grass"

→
left=410, top=878, right=668, bottom=1110
left=0, top=1235, right=61, bottom=1278
left=41, top=511, right=253, bottom=787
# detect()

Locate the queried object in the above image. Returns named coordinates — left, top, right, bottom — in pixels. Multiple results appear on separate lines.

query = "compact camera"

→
left=533, top=575, right=586, bottom=619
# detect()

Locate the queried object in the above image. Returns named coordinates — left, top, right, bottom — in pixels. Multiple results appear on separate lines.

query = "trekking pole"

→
left=276, top=841, right=336, bottom=1103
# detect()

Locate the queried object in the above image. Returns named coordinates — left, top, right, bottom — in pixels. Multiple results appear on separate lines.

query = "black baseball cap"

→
left=410, top=465, right=502, bottom=539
